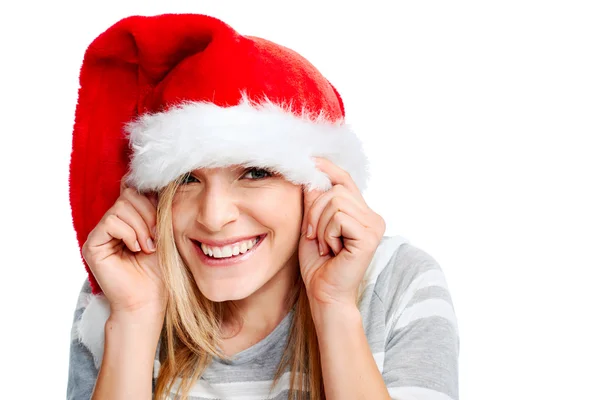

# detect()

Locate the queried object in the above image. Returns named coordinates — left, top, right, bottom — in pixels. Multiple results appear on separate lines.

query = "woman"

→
left=67, top=14, right=459, bottom=400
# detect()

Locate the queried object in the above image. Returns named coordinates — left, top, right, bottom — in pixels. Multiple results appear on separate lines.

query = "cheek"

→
left=253, top=187, right=303, bottom=236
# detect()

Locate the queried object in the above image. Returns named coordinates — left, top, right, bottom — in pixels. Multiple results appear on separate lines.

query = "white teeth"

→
left=200, top=237, right=260, bottom=259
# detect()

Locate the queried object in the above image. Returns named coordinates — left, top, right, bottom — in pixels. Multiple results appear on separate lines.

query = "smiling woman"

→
left=67, top=13, right=459, bottom=400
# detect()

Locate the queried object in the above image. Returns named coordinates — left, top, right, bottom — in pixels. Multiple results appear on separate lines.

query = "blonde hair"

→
left=153, top=180, right=324, bottom=399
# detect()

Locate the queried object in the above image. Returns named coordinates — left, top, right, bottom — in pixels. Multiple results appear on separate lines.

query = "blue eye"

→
left=180, top=173, right=199, bottom=185
left=244, top=168, right=273, bottom=180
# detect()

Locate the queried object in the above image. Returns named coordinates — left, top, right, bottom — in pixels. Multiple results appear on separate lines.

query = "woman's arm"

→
left=311, top=302, right=391, bottom=400
left=67, top=279, right=163, bottom=400
left=311, top=243, right=459, bottom=400
left=297, top=159, right=458, bottom=399
left=91, top=309, right=163, bottom=400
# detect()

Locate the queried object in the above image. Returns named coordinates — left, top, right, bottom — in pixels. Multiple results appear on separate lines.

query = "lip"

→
left=192, top=234, right=266, bottom=267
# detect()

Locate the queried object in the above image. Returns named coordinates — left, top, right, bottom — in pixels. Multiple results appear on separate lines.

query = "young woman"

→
left=67, top=14, right=459, bottom=400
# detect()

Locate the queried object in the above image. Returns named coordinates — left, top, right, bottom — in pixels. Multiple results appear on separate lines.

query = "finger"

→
left=121, top=175, right=158, bottom=216
left=316, top=195, right=369, bottom=255
left=307, top=185, right=365, bottom=239
left=313, top=157, right=362, bottom=198
left=301, top=185, right=324, bottom=237
left=323, top=211, right=364, bottom=256
left=90, top=214, right=141, bottom=253
left=111, top=198, right=156, bottom=253
left=323, top=211, right=344, bottom=256
left=121, top=187, right=158, bottom=238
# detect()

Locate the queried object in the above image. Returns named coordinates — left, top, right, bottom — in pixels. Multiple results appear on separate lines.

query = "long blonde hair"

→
left=153, top=180, right=324, bottom=399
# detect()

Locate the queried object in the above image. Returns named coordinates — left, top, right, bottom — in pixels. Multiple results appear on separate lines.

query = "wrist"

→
left=309, top=301, right=362, bottom=335
left=105, top=313, right=163, bottom=342
left=109, top=303, right=165, bottom=327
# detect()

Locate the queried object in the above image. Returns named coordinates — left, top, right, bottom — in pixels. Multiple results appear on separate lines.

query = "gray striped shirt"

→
left=67, top=236, right=459, bottom=399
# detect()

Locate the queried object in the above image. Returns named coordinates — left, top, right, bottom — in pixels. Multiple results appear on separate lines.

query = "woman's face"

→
left=171, top=165, right=303, bottom=302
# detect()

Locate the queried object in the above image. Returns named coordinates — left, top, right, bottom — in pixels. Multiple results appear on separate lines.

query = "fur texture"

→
left=125, top=95, right=369, bottom=192
left=77, top=294, right=111, bottom=370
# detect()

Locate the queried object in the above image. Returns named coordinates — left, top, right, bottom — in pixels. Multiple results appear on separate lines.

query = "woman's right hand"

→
left=82, top=178, right=166, bottom=321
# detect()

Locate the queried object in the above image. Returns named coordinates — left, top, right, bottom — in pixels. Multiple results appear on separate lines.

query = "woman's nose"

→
left=196, top=185, right=240, bottom=232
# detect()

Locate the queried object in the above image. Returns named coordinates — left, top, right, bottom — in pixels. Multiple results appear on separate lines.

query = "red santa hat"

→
left=69, top=13, right=368, bottom=297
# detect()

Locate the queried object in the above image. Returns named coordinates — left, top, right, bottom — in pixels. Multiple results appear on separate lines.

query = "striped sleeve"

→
left=67, top=280, right=99, bottom=400
left=375, top=244, right=460, bottom=400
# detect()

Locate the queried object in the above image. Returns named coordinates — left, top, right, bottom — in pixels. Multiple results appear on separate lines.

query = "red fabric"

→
left=69, top=14, right=345, bottom=294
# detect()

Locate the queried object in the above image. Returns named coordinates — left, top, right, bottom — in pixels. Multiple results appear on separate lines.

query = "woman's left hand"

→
left=298, top=157, right=386, bottom=308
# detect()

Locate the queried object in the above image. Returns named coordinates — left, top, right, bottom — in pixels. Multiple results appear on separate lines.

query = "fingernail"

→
left=135, top=240, right=141, bottom=252
left=147, top=238, right=156, bottom=251
left=307, top=225, right=313, bottom=238
left=318, top=242, right=323, bottom=256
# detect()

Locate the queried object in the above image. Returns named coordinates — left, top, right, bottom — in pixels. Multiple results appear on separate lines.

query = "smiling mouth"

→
left=192, top=235, right=266, bottom=260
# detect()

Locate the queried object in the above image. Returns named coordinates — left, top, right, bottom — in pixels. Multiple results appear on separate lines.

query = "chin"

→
left=196, top=281, right=257, bottom=303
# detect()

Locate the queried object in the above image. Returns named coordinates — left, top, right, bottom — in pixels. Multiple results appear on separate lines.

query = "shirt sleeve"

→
left=67, top=279, right=99, bottom=400
left=376, top=244, right=460, bottom=400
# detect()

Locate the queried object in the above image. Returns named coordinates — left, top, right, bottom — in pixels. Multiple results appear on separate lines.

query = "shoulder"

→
left=375, top=242, right=452, bottom=307
left=370, top=241, right=460, bottom=399
left=362, top=236, right=458, bottom=337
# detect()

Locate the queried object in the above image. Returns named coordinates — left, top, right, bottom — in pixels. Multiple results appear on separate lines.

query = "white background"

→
left=1, top=1, right=598, bottom=398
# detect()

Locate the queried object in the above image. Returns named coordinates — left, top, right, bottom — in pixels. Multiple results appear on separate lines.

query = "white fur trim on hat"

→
left=76, top=294, right=110, bottom=370
left=124, top=95, right=369, bottom=192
